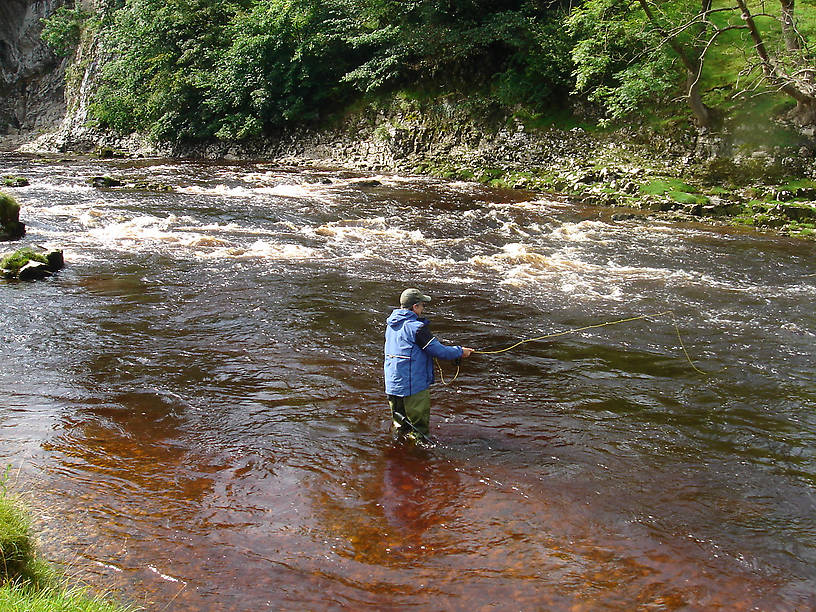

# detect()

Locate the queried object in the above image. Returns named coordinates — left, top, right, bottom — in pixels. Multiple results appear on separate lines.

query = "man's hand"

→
left=461, top=347, right=475, bottom=358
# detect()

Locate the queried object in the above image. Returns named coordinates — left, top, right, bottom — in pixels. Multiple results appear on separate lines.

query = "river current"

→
left=0, top=153, right=814, bottom=610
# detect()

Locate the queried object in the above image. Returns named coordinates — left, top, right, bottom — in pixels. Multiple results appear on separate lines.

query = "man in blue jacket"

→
left=384, top=288, right=474, bottom=440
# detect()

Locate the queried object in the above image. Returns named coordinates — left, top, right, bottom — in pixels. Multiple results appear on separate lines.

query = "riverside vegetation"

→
left=33, top=0, right=816, bottom=239
left=0, top=473, right=132, bottom=612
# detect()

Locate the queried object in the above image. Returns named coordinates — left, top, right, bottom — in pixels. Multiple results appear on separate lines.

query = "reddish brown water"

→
left=1, top=154, right=815, bottom=610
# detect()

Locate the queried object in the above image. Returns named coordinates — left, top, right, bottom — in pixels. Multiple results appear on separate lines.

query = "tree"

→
left=732, top=0, right=816, bottom=123
left=569, top=0, right=700, bottom=125
left=342, top=0, right=574, bottom=106
left=569, top=0, right=816, bottom=127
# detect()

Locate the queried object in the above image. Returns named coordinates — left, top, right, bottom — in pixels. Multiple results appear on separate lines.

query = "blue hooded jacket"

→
left=384, top=308, right=463, bottom=397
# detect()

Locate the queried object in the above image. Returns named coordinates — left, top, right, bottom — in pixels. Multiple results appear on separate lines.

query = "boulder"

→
left=98, top=147, right=127, bottom=159
left=45, top=249, right=64, bottom=271
left=89, top=176, right=124, bottom=188
left=1, top=247, right=64, bottom=280
left=0, top=191, right=25, bottom=241
left=18, top=260, right=50, bottom=281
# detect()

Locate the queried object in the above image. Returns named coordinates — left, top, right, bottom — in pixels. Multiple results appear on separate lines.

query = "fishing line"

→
left=436, top=310, right=710, bottom=384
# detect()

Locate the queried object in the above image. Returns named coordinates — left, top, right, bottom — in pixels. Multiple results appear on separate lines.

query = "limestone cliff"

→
left=0, top=0, right=67, bottom=144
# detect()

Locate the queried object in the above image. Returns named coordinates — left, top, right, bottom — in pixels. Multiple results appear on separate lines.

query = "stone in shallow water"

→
left=1, top=248, right=64, bottom=280
left=2, top=175, right=29, bottom=187
left=89, top=176, right=123, bottom=188
left=18, top=260, right=50, bottom=281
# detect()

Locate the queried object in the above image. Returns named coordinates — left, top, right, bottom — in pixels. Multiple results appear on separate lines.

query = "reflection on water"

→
left=0, top=153, right=814, bottom=610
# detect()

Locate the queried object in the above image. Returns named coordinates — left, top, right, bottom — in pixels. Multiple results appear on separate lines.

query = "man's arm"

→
left=415, top=324, right=472, bottom=361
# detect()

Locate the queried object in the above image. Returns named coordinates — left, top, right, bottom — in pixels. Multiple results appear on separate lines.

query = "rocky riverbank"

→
left=8, top=94, right=816, bottom=240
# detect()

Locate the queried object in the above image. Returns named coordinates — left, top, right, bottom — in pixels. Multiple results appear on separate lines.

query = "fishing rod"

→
left=391, top=411, right=434, bottom=445
left=435, top=310, right=711, bottom=385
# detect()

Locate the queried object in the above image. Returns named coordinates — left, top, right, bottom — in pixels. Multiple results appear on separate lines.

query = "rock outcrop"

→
left=0, top=0, right=68, bottom=146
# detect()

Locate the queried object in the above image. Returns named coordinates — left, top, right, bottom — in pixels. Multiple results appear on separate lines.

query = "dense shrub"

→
left=41, top=6, right=92, bottom=56
left=90, top=0, right=576, bottom=142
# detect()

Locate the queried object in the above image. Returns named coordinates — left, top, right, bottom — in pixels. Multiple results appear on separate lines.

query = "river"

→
left=1, top=153, right=814, bottom=610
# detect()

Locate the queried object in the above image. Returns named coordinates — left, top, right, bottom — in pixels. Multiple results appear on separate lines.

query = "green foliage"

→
left=87, top=0, right=816, bottom=140
left=345, top=1, right=573, bottom=101
left=0, top=483, right=130, bottom=611
left=91, top=0, right=576, bottom=141
left=0, top=490, right=40, bottom=584
left=92, top=0, right=243, bottom=141
left=568, top=0, right=684, bottom=122
left=206, top=1, right=363, bottom=139
left=0, top=583, right=133, bottom=612
left=41, top=6, right=92, bottom=56
left=490, top=12, right=574, bottom=108
left=639, top=178, right=697, bottom=196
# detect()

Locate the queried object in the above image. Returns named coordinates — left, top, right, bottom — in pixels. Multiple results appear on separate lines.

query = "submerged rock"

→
left=130, top=181, right=173, bottom=192
left=89, top=176, right=123, bottom=188
left=89, top=176, right=174, bottom=191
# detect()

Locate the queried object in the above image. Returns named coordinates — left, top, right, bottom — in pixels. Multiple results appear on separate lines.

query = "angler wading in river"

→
left=384, top=288, right=474, bottom=442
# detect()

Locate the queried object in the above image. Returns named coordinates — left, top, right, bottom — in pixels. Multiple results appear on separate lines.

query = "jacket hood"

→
left=386, top=308, right=416, bottom=327
left=387, top=308, right=430, bottom=328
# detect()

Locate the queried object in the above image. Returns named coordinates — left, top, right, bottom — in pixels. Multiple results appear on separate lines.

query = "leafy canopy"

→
left=90, top=0, right=575, bottom=142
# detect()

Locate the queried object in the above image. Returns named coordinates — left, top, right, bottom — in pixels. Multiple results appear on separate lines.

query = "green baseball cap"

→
left=400, top=288, right=431, bottom=308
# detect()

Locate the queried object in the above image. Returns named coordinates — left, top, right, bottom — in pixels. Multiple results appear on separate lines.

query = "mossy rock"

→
left=668, top=191, right=709, bottom=206
left=700, top=157, right=793, bottom=187
left=1, top=248, right=64, bottom=280
left=2, top=175, right=30, bottom=188
left=97, top=147, right=127, bottom=159
left=775, top=204, right=816, bottom=222
left=639, top=178, right=698, bottom=196
left=0, top=192, right=21, bottom=224
left=1, top=248, right=47, bottom=277
left=0, top=191, right=25, bottom=241
left=752, top=213, right=788, bottom=228
left=89, top=176, right=123, bottom=188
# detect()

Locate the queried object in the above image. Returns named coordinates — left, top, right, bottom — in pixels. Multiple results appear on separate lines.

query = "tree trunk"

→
left=636, top=0, right=714, bottom=127
left=780, top=0, right=800, bottom=53
left=687, top=71, right=712, bottom=127
left=735, top=0, right=814, bottom=108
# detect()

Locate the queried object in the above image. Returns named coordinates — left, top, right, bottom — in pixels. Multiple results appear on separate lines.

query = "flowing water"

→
left=1, top=152, right=815, bottom=610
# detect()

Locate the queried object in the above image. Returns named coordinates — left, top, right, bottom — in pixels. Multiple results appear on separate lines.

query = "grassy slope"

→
left=0, top=490, right=133, bottom=612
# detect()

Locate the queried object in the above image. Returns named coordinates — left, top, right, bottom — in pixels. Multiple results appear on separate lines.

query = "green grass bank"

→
left=0, top=484, right=133, bottom=612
